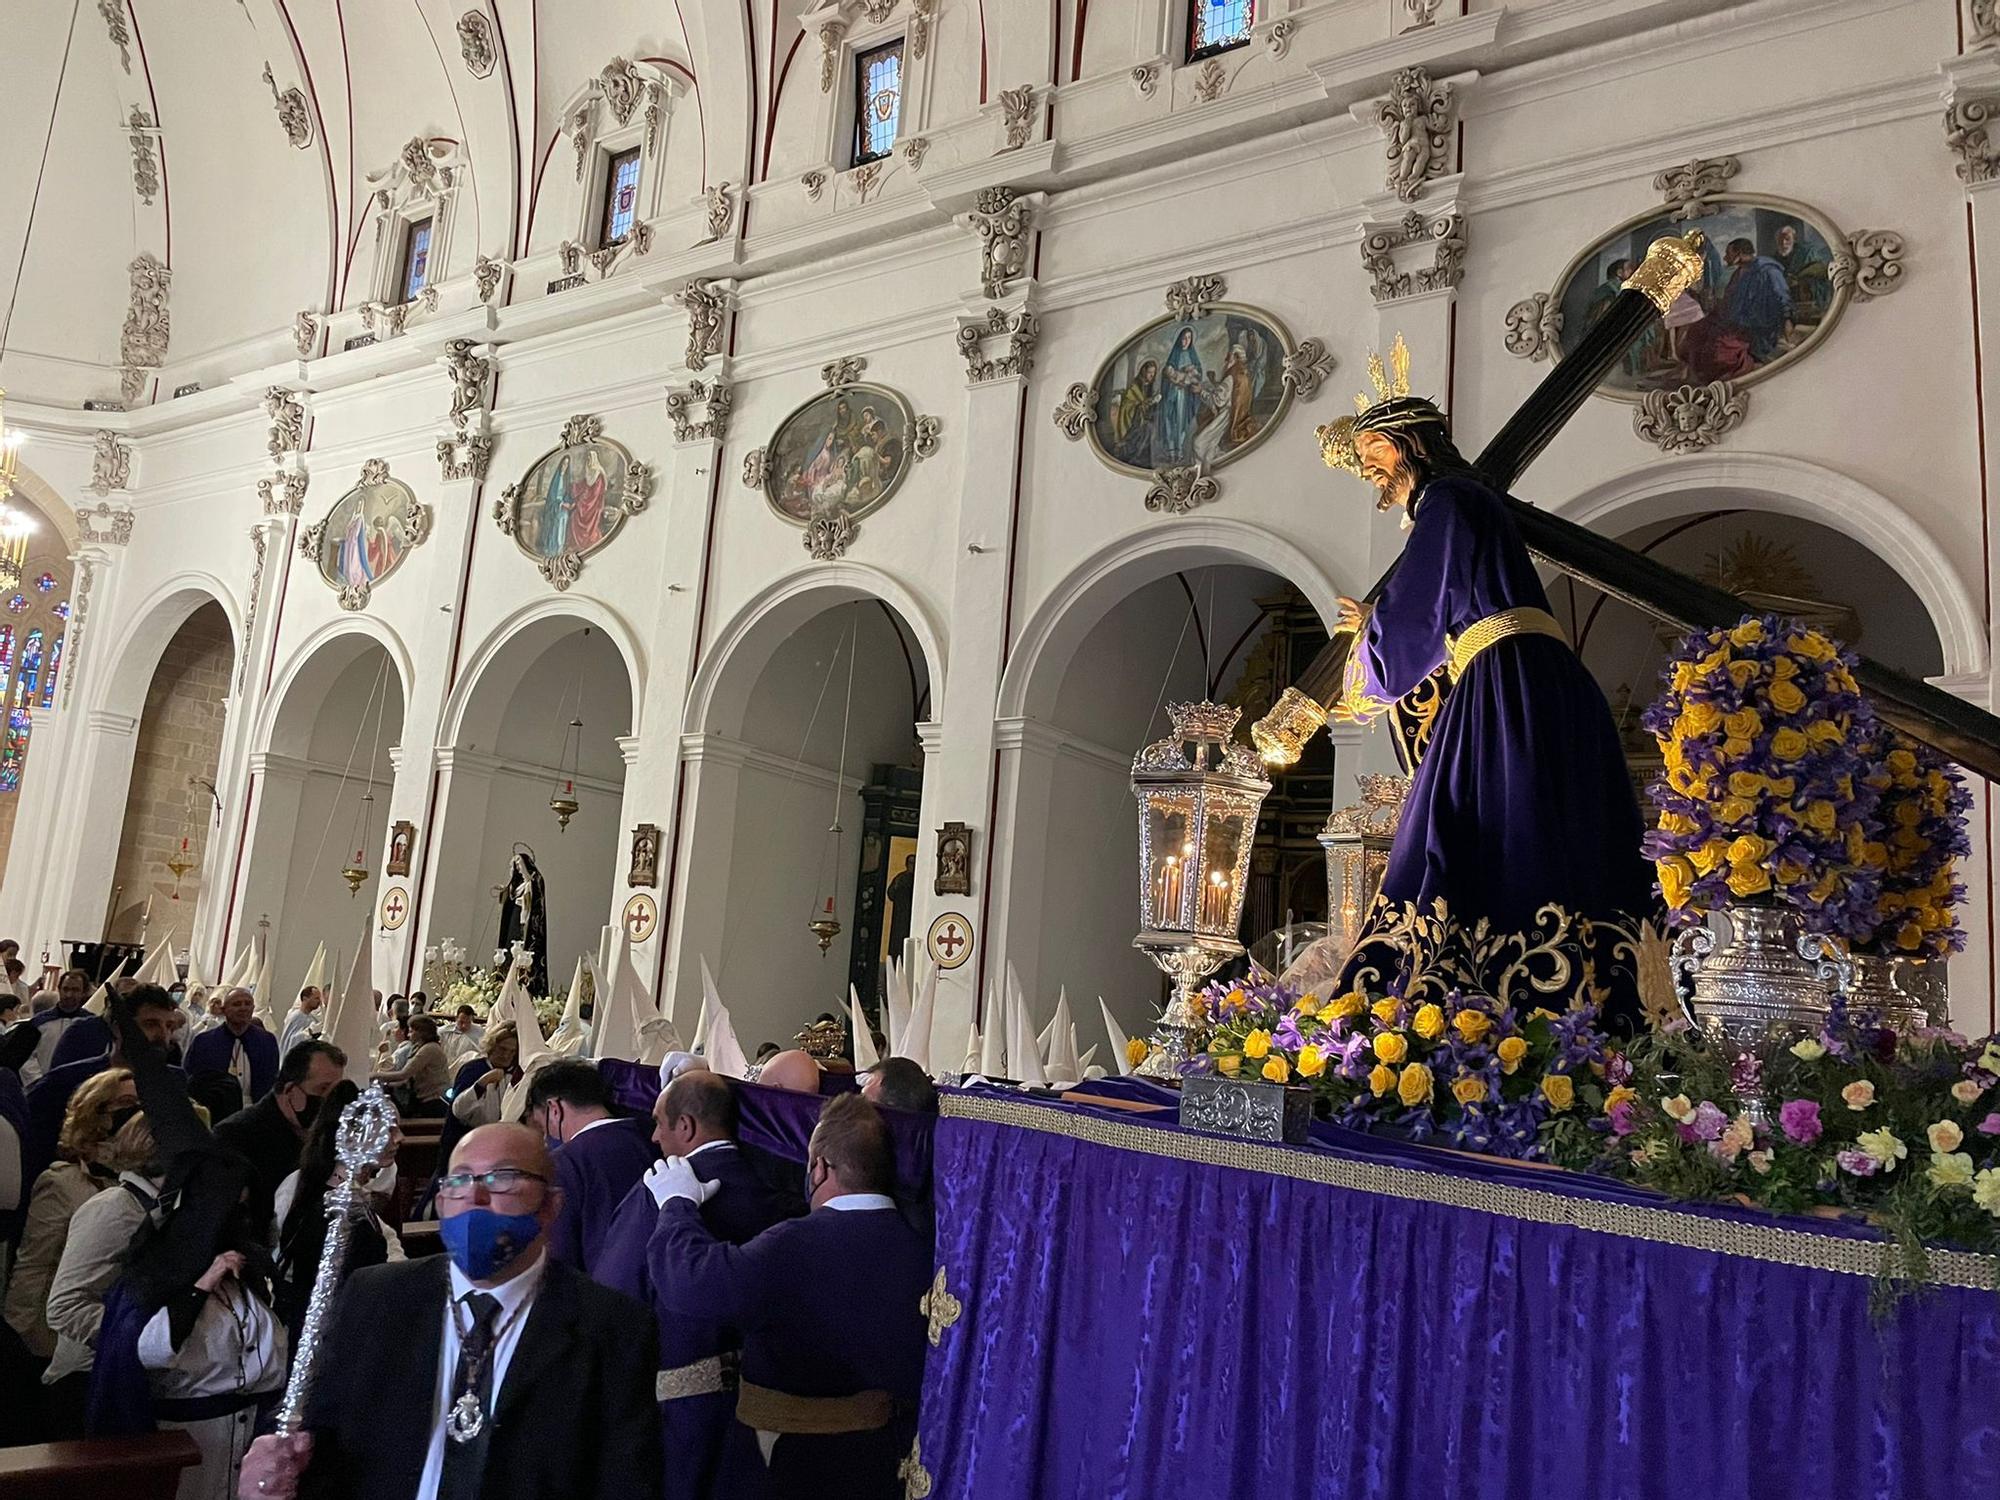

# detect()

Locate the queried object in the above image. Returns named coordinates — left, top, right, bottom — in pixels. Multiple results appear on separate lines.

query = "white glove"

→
left=645, top=1156, right=719, bottom=1208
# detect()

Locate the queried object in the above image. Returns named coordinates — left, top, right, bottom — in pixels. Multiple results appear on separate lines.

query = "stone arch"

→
left=440, top=596, right=644, bottom=748
left=97, top=575, right=241, bottom=725
left=253, top=615, right=413, bottom=759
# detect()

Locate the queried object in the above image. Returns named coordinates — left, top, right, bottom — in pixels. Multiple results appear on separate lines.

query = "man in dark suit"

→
left=236, top=1122, right=661, bottom=1500
left=524, top=1059, right=655, bottom=1275
left=597, top=1067, right=800, bottom=1500
left=183, top=987, right=279, bottom=1116
left=650, top=1094, right=931, bottom=1500
left=211, top=1039, right=347, bottom=1238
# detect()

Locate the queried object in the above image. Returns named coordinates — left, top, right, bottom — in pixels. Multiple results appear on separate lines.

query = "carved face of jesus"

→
left=1354, top=430, right=1416, bottom=514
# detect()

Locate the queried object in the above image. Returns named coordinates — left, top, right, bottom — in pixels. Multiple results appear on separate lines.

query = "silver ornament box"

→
left=1179, top=1074, right=1312, bottom=1144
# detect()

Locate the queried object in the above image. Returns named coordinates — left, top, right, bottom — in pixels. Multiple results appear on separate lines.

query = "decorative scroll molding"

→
left=63, top=558, right=96, bottom=708
left=1263, top=18, right=1297, bottom=57
left=1361, top=209, right=1466, bottom=303
left=802, top=170, right=828, bottom=201
left=851, top=159, right=884, bottom=203
left=673, top=278, right=728, bottom=371
left=99, top=1, right=131, bottom=73
left=1653, top=155, right=1739, bottom=219
left=359, top=300, right=411, bottom=339
left=238, top=527, right=267, bottom=691
left=1976, top=1, right=2000, bottom=48
left=457, top=9, right=496, bottom=77
left=292, top=311, right=319, bottom=359
left=822, top=355, right=868, bottom=389
left=557, top=240, right=583, bottom=276
left=911, top=414, right=942, bottom=460
left=359, top=458, right=391, bottom=487
left=371, top=136, right=459, bottom=205
left=901, top=136, right=929, bottom=171
left=1280, top=339, right=1336, bottom=401
left=960, top=187, right=1038, bottom=299
left=957, top=306, right=1038, bottom=383
left=1502, top=293, right=1561, bottom=361
left=127, top=108, right=158, bottom=205
left=910, top=0, right=937, bottom=58
left=1633, top=381, right=1747, bottom=454
left=118, top=252, right=170, bottom=402
left=1132, top=63, right=1161, bottom=99
left=804, top=507, right=858, bottom=561
left=817, top=19, right=847, bottom=93
left=1051, top=382, right=1096, bottom=439
left=1192, top=58, right=1228, bottom=105
left=258, top=471, right=309, bottom=516
left=474, top=254, right=504, bottom=302
left=88, top=432, right=131, bottom=496
left=1165, top=273, right=1225, bottom=320
left=440, top=341, right=490, bottom=432
left=997, top=84, right=1037, bottom=150
left=705, top=182, right=737, bottom=240
left=1375, top=68, right=1455, bottom=202
left=261, top=64, right=313, bottom=149
left=742, top=448, right=769, bottom=490
left=77, top=501, right=136, bottom=547
left=265, top=387, right=305, bottom=458
left=666, top=379, right=732, bottom=443
left=562, top=57, right=675, bottom=175
left=1404, top=0, right=1444, bottom=28
left=1834, top=230, right=1906, bottom=300
left=1946, top=95, right=2000, bottom=184
left=1143, top=464, right=1218, bottom=515
left=436, top=436, right=492, bottom=483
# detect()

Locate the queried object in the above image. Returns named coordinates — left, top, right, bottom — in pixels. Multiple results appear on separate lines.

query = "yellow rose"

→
left=1788, top=632, right=1835, bottom=662
left=1768, top=678, right=1807, bottom=715
left=1368, top=1063, right=1395, bottom=1097
left=1807, top=720, right=1844, bottom=746
left=1769, top=727, right=1808, bottom=761
left=1451, top=1075, right=1488, bottom=1106
left=1726, top=659, right=1761, bottom=689
left=1262, top=1056, right=1291, bottom=1084
left=1671, top=662, right=1695, bottom=692
left=1775, top=859, right=1808, bottom=886
left=1728, top=619, right=1767, bottom=648
left=1657, top=811, right=1696, bottom=837
left=1803, top=800, right=1838, bottom=835
left=1896, top=921, right=1924, bottom=951
left=1412, top=1003, right=1446, bottom=1040
left=1496, top=1035, right=1529, bottom=1074
left=1726, top=862, right=1773, bottom=898
left=1370, top=998, right=1402, bottom=1026
left=1724, top=709, right=1763, bottom=741
left=1125, top=1037, right=1150, bottom=1069
left=1323, top=992, right=1366, bottom=1022
left=1541, top=1073, right=1576, bottom=1112
left=1605, top=1085, right=1638, bottom=1111
left=1690, top=840, right=1728, bottom=876
left=1722, top=737, right=1753, bottom=760
left=1217, top=1054, right=1241, bottom=1077
left=1766, top=775, right=1796, bottom=799
left=1224, top=988, right=1248, bottom=1014
left=1772, top=655, right=1798, bottom=680
left=1682, top=702, right=1723, bottom=736
left=1886, top=749, right=1918, bottom=778
left=1451, top=1009, right=1492, bottom=1045
left=1296, top=1044, right=1327, bottom=1079
left=1656, top=855, right=1696, bottom=910
left=1243, top=1029, right=1271, bottom=1060
left=1727, top=835, right=1774, bottom=866
left=1717, top=796, right=1756, bottom=826
left=1397, top=1062, right=1434, bottom=1108
left=1373, top=1032, right=1408, bottom=1065
left=1726, top=772, right=1765, bottom=800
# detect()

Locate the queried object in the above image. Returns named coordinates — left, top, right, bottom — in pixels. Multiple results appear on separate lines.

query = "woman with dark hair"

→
left=273, top=1080, right=400, bottom=1344
left=370, top=1014, right=449, bottom=1117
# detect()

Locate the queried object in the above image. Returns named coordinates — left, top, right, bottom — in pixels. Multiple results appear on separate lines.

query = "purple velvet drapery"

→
left=918, top=1097, right=2000, bottom=1500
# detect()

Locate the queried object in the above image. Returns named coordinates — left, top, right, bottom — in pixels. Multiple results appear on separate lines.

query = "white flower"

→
left=1927, top=1120, right=1965, bottom=1154
left=1747, top=1149, right=1774, bottom=1176
left=1974, top=1167, right=2000, bottom=1219
left=1790, top=1038, right=1827, bottom=1062
left=1952, top=1078, right=1989, bottom=1105
left=1927, top=1151, right=1975, bottom=1191
left=1661, top=1094, right=1695, bottom=1123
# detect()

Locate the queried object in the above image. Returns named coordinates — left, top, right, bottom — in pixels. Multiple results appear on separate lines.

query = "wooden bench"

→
left=0, top=1431, right=200, bottom=1498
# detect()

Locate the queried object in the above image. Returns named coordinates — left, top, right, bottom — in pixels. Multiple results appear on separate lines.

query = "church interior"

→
left=1, top=2, right=1998, bottom=1497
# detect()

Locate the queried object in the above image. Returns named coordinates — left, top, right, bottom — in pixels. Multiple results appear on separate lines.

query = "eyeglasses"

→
left=436, top=1168, right=548, bottom=1201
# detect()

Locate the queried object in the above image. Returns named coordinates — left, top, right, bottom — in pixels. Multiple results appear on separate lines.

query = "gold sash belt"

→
left=657, top=1352, right=738, bottom=1402
left=736, top=1380, right=896, bottom=1435
left=1444, top=607, right=1567, bottom=684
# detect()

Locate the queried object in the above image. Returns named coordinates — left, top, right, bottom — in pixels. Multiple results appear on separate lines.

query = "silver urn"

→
left=1836, top=951, right=1947, bottom=1033
left=1672, top=903, right=1844, bottom=1048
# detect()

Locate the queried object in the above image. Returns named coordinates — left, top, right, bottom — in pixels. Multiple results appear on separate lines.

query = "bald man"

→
left=757, top=1048, right=823, bottom=1094
left=238, top=1124, right=661, bottom=1500
left=184, top=987, right=277, bottom=1115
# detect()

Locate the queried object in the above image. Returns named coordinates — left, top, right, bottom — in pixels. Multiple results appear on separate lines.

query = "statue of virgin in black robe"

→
left=498, top=847, right=550, bottom=997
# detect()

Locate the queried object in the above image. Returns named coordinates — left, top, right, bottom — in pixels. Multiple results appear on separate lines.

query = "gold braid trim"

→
left=1444, top=607, right=1568, bottom=684
left=939, top=1093, right=1998, bottom=1290
left=1334, top=632, right=1394, bottom=725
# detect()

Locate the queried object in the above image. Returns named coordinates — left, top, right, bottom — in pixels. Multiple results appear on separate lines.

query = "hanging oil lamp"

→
left=549, top=716, right=583, bottom=831
left=341, top=792, right=373, bottom=896
left=804, top=606, right=860, bottom=957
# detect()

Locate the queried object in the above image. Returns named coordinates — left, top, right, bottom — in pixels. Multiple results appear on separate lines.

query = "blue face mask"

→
left=438, top=1207, right=542, bottom=1281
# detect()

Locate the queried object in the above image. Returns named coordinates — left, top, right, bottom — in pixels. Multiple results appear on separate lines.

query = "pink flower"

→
left=1841, top=1080, right=1876, bottom=1112
left=1608, top=1100, right=1642, bottom=1137
left=1836, top=1148, right=1880, bottom=1178
left=1778, top=1098, right=1822, bottom=1145
left=1689, top=1101, right=1728, bottom=1142
left=1977, top=1113, right=2000, bottom=1137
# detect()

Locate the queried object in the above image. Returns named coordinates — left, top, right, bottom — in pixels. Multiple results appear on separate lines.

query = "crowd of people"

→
left=0, top=944, right=942, bottom=1500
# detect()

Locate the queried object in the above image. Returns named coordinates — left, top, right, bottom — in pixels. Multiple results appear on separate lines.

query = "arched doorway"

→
left=237, top=634, right=405, bottom=997
left=674, top=593, right=933, bottom=1054
left=427, top=619, right=634, bottom=997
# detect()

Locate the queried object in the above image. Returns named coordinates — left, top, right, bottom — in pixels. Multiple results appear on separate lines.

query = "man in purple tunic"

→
left=526, top=1059, right=656, bottom=1274
left=598, top=1068, right=802, bottom=1500
left=1316, top=391, right=1659, bottom=1028
left=649, top=1094, right=931, bottom=1500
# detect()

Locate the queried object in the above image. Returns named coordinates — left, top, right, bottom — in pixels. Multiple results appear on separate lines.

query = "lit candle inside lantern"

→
left=1202, top=869, right=1227, bottom=930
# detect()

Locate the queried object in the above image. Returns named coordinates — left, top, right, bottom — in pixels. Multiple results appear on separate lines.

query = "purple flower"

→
left=1608, top=1100, right=1642, bottom=1137
left=1835, top=1148, right=1879, bottom=1178
left=1978, top=1113, right=2000, bottom=1137
left=1689, top=1101, right=1728, bottom=1142
left=1605, top=1053, right=1633, bottom=1087
left=1730, top=1051, right=1763, bottom=1095
left=1778, top=1098, right=1822, bottom=1145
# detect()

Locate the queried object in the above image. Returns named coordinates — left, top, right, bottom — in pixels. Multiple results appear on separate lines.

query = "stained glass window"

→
left=1188, top=0, right=1254, bottom=60
left=400, top=217, right=433, bottom=302
left=15, top=629, right=42, bottom=709
left=601, top=148, right=642, bottom=247
left=6, top=597, right=25, bottom=615
left=0, top=626, right=14, bottom=702
left=0, top=712, right=26, bottom=793
left=34, top=573, right=53, bottom=592
left=852, top=40, right=903, bottom=166
left=39, top=632, right=62, bottom=710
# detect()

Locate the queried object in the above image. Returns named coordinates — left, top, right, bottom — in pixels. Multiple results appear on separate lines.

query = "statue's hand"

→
left=1335, top=596, right=1369, bottom=634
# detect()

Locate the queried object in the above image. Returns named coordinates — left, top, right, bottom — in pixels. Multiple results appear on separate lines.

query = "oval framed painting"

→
left=1085, top=302, right=1299, bottom=478
left=763, top=381, right=921, bottom=529
left=301, top=459, right=430, bottom=611
left=1550, top=195, right=1853, bottom=400
left=496, top=414, right=653, bottom=590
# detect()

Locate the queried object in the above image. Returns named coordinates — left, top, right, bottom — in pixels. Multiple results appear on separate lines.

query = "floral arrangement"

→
left=1642, top=614, right=1884, bottom=940
left=440, top=968, right=502, bottom=1020
left=1545, top=1005, right=2000, bottom=1289
left=1188, top=978, right=1612, bottom=1161
left=1857, top=729, right=1972, bottom=959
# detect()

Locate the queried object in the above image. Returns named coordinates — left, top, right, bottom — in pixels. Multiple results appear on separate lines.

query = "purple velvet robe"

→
left=1342, top=474, right=1654, bottom=1023
left=597, top=1143, right=803, bottom=1500
left=653, top=1200, right=932, bottom=1500
left=182, top=1023, right=278, bottom=1106
left=548, top=1116, right=656, bottom=1274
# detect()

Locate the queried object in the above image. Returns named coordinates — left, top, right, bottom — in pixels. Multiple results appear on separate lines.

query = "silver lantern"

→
left=1131, top=701, right=1272, bottom=1079
left=1318, top=774, right=1408, bottom=970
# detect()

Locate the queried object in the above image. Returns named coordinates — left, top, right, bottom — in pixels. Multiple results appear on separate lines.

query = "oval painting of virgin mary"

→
left=1085, top=304, right=1295, bottom=477
left=312, top=463, right=430, bottom=611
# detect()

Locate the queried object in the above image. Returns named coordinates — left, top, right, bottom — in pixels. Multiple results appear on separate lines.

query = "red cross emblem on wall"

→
left=927, top=912, right=973, bottom=971
left=380, top=886, right=409, bottom=931
left=622, top=894, right=658, bottom=943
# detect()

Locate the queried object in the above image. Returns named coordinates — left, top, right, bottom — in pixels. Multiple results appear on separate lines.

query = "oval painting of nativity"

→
left=1087, top=304, right=1295, bottom=477
left=1552, top=195, right=1851, bottom=398
left=764, top=383, right=916, bottom=526
left=312, top=462, right=429, bottom=611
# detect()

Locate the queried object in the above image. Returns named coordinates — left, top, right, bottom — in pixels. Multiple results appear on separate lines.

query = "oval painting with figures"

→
left=1086, top=304, right=1294, bottom=477
left=763, top=383, right=916, bottom=526
left=1554, top=196, right=1851, bottom=398
left=515, top=439, right=632, bottom=561
left=315, top=473, right=426, bottom=604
